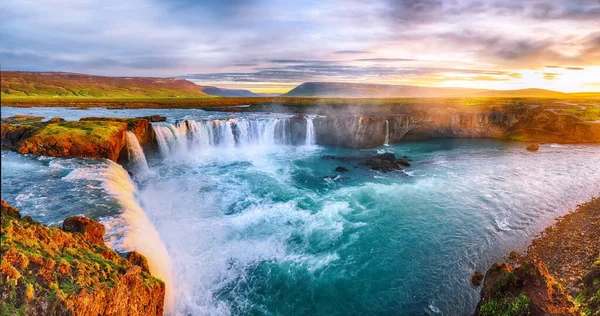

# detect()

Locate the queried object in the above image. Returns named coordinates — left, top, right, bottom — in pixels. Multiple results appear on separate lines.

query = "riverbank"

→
left=0, top=200, right=165, bottom=314
left=475, top=197, right=600, bottom=315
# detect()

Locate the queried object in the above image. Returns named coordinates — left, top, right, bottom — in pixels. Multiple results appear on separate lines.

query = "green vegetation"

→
left=562, top=105, right=600, bottom=121
left=1, top=71, right=210, bottom=98
left=0, top=202, right=164, bottom=314
left=32, top=121, right=126, bottom=143
left=479, top=294, right=530, bottom=316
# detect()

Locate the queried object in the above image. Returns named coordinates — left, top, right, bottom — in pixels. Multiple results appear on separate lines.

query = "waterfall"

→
left=151, top=117, right=298, bottom=157
left=384, top=120, right=390, bottom=146
left=305, top=116, right=316, bottom=146
left=125, top=132, right=150, bottom=175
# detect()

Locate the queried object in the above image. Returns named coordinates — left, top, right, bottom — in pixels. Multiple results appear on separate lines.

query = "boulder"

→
left=62, top=216, right=106, bottom=245
left=471, top=271, right=484, bottom=286
left=335, top=166, right=349, bottom=172
left=526, top=143, right=540, bottom=151
left=48, top=117, right=65, bottom=123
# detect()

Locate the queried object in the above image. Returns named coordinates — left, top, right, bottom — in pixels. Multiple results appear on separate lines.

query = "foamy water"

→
left=1, top=107, right=600, bottom=315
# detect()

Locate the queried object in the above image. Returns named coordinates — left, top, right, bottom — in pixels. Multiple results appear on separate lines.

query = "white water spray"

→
left=125, top=132, right=150, bottom=175
left=305, top=116, right=316, bottom=146
left=384, top=120, right=390, bottom=146
left=101, top=165, right=174, bottom=310
left=152, top=117, right=300, bottom=158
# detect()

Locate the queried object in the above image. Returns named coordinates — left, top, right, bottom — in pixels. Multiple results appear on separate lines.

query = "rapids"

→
left=2, top=107, right=600, bottom=315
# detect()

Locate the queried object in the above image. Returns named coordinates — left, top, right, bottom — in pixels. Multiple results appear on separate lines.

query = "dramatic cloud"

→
left=1, top=0, right=598, bottom=91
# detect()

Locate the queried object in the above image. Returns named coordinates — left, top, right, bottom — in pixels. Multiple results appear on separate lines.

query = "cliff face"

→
left=0, top=200, right=165, bottom=315
left=1, top=117, right=157, bottom=162
left=311, top=108, right=600, bottom=148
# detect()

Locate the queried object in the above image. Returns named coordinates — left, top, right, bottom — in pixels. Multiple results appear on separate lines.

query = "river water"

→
left=2, top=107, right=599, bottom=315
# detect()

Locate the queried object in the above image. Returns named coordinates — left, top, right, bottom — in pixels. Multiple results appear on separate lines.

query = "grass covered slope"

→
left=0, top=200, right=165, bottom=315
left=1, top=116, right=158, bottom=162
left=1, top=120, right=129, bottom=161
left=1, top=71, right=210, bottom=99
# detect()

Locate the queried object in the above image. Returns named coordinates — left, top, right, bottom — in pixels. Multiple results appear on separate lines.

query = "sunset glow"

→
left=1, top=0, right=599, bottom=93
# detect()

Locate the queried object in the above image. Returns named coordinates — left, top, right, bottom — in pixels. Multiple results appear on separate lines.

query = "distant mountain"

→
left=282, top=82, right=571, bottom=98
left=201, top=86, right=261, bottom=97
left=1, top=71, right=210, bottom=98
left=282, top=82, right=487, bottom=98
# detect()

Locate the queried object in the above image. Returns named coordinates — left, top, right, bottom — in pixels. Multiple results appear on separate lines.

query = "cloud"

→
left=0, top=0, right=598, bottom=91
left=334, top=50, right=371, bottom=54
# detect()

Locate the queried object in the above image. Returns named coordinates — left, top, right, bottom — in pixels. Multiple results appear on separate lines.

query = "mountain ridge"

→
left=282, top=82, right=571, bottom=98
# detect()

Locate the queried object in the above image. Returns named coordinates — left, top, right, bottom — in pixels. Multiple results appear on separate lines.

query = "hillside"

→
left=282, top=82, right=486, bottom=98
left=282, top=82, right=572, bottom=98
left=200, top=86, right=260, bottom=97
left=1, top=71, right=210, bottom=98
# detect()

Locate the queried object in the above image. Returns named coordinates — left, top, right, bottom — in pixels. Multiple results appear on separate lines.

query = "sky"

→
left=1, top=0, right=599, bottom=93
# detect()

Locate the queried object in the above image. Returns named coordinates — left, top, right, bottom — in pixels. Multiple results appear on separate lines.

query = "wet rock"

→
left=335, top=166, right=349, bottom=172
left=142, top=115, right=167, bottom=122
left=471, top=271, right=484, bottom=286
left=62, top=216, right=106, bottom=246
left=508, top=251, right=520, bottom=263
left=126, top=251, right=151, bottom=273
left=360, top=153, right=409, bottom=172
left=526, top=143, right=539, bottom=151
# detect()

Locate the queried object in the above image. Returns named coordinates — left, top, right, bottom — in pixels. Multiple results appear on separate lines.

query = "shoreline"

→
left=475, top=196, right=600, bottom=315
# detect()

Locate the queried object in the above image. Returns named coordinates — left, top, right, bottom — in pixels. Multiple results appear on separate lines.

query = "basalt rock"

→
left=310, top=108, right=600, bottom=148
left=0, top=201, right=165, bottom=315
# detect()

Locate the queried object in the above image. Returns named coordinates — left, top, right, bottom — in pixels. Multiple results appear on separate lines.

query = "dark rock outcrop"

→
left=335, top=166, right=349, bottom=172
left=0, top=201, right=165, bottom=315
left=360, top=153, right=411, bottom=172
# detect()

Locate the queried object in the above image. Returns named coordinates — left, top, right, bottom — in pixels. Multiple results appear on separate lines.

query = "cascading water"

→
left=125, top=131, right=150, bottom=175
left=384, top=120, right=390, bottom=146
left=306, top=116, right=316, bottom=146
left=100, top=162, right=174, bottom=310
left=152, top=117, right=311, bottom=157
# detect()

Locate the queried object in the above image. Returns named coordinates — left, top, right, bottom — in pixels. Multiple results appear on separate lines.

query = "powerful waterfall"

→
left=384, top=120, right=390, bottom=146
left=152, top=116, right=316, bottom=157
left=125, top=131, right=150, bottom=175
